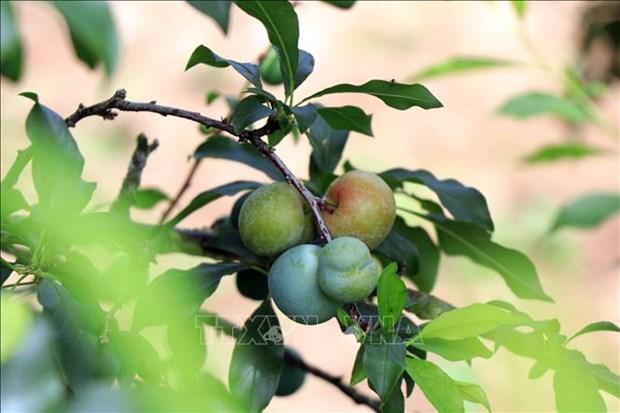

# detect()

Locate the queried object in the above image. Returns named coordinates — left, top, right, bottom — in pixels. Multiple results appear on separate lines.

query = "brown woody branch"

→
left=65, top=89, right=332, bottom=242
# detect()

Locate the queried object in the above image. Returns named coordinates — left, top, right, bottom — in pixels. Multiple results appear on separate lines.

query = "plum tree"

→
left=318, top=237, right=381, bottom=303
left=259, top=48, right=283, bottom=85
left=238, top=182, right=314, bottom=256
left=268, top=244, right=339, bottom=324
left=321, top=171, right=396, bottom=249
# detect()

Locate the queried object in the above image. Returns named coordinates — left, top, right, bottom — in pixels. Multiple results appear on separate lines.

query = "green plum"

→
left=259, top=48, right=283, bottom=85
left=318, top=237, right=381, bottom=303
left=239, top=182, right=314, bottom=256
left=269, top=244, right=339, bottom=324
left=321, top=170, right=396, bottom=249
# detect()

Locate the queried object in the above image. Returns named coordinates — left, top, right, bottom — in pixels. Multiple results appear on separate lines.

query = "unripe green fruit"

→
left=276, top=349, right=306, bottom=396
left=260, top=49, right=283, bottom=85
left=239, top=183, right=313, bottom=256
left=318, top=237, right=381, bottom=303
left=321, top=170, right=396, bottom=249
left=269, top=244, right=339, bottom=324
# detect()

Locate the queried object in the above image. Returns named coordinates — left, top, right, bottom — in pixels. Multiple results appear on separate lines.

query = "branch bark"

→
left=65, top=89, right=332, bottom=242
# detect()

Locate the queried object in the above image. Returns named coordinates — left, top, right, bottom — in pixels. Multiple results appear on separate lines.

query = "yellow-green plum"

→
left=321, top=171, right=396, bottom=249
left=318, top=237, right=381, bottom=303
left=259, top=48, right=283, bottom=85
left=239, top=183, right=314, bottom=256
left=269, top=244, right=339, bottom=324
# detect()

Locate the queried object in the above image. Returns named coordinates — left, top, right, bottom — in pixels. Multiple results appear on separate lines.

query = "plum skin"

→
left=321, top=170, right=396, bottom=250
left=318, top=237, right=381, bottom=303
left=238, top=182, right=313, bottom=256
left=268, top=244, right=339, bottom=325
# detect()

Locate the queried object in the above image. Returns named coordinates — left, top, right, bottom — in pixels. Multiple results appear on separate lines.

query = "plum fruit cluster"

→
left=238, top=171, right=396, bottom=324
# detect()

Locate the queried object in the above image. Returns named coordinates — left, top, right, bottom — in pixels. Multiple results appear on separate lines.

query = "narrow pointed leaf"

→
left=566, top=321, right=620, bottom=344
left=317, top=106, right=373, bottom=136
left=186, top=45, right=262, bottom=87
left=187, top=1, right=231, bottom=34
left=377, top=263, right=407, bottom=332
left=499, top=91, right=589, bottom=124
left=411, top=56, right=515, bottom=81
left=229, top=95, right=274, bottom=132
left=405, top=357, right=464, bottom=413
left=455, top=381, right=491, bottom=412
left=522, top=143, right=604, bottom=164
left=550, top=192, right=620, bottom=232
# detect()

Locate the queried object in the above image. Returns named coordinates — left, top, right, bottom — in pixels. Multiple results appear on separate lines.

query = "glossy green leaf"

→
left=300, top=80, right=442, bottom=110
left=405, top=357, right=464, bottom=413
left=167, top=180, right=260, bottom=226
left=236, top=269, right=269, bottom=301
left=321, top=0, right=356, bottom=8
left=350, top=345, right=366, bottom=385
left=567, top=321, right=620, bottom=344
left=550, top=192, right=620, bottom=232
left=382, top=383, right=404, bottom=413
left=291, top=104, right=318, bottom=133
left=229, top=300, right=284, bottom=412
left=427, top=216, right=552, bottom=301
left=404, top=226, right=439, bottom=292
left=362, top=331, right=406, bottom=401
left=499, top=91, right=589, bottom=124
left=375, top=217, right=420, bottom=278
left=235, top=0, right=299, bottom=97
left=317, top=106, right=373, bottom=136
left=187, top=1, right=231, bottom=34
left=52, top=1, right=119, bottom=76
left=384, top=168, right=494, bottom=231
left=230, top=95, right=275, bottom=133
left=377, top=263, right=407, bottom=332
left=133, top=262, right=246, bottom=329
left=294, top=49, right=315, bottom=89
left=455, top=381, right=491, bottom=412
left=420, top=303, right=531, bottom=340
left=133, top=188, right=169, bottom=209
left=186, top=45, right=262, bottom=88
left=522, top=142, right=604, bottom=164
left=411, top=56, right=514, bottom=81
left=193, top=135, right=283, bottom=180
left=411, top=337, right=493, bottom=362
left=554, top=350, right=606, bottom=413
left=0, top=318, right=64, bottom=412
left=306, top=113, right=349, bottom=174
left=0, top=1, right=23, bottom=81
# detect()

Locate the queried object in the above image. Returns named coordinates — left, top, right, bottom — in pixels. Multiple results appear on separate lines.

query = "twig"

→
left=65, top=89, right=332, bottom=242
left=111, top=133, right=159, bottom=215
left=200, top=311, right=381, bottom=412
left=159, top=158, right=201, bottom=223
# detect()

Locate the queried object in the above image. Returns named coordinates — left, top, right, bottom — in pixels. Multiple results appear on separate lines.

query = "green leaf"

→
left=0, top=1, right=23, bottom=81
left=511, top=0, right=526, bottom=18
left=0, top=318, right=64, bottom=412
left=229, top=300, right=284, bottom=412
left=132, top=188, right=168, bottom=209
left=1, top=259, right=13, bottom=285
left=307, top=113, right=349, bottom=174
left=18, top=91, right=38, bottom=103
left=52, top=1, right=119, bottom=76
left=0, top=187, right=28, bottom=219
left=455, top=381, right=491, bottom=412
left=377, top=263, right=407, bottom=332
left=206, top=90, right=220, bottom=105
left=25, top=99, right=96, bottom=220
left=362, top=331, right=406, bottom=401
left=167, top=180, right=260, bottom=226
left=405, top=290, right=454, bottom=320
left=567, top=321, right=620, bottom=344
left=322, top=0, right=356, bottom=9
left=300, top=80, right=443, bottom=110
left=294, top=49, right=315, bottom=89
left=383, top=168, right=494, bottom=232
left=235, top=0, right=299, bottom=97
left=550, top=192, right=620, bottom=232
left=133, top=262, right=246, bottom=329
left=411, top=56, right=514, bottom=81
left=427, top=216, right=552, bottom=301
left=291, top=104, right=318, bottom=133
left=193, top=135, right=283, bottom=180
left=375, top=216, right=420, bottom=277
left=381, top=384, right=404, bottom=413
left=235, top=269, right=269, bottom=301
left=588, top=362, right=620, bottom=398
left=420, top=303, right=531, bottom=340
left=522, top=143, right=604, bottom=164
left=187, top=1, right=231, bottom=34
left=405, top=357, right=464, bottom=413
left=350, top=345, right=367, bottom=385
left=167, top=317, right=207, bottom=381
left=186, top=45, right=262, bottom=88
left=317, top=106, right=373, bottom=136
left=553, top=350, right=606, bottom=413
left=0, top=295, right=32, bottom=362
left=411, top=337, right=493, bottom=362
left=230, top=95, right=275, bottom=133
left=498, top=91, right=589, bottom=124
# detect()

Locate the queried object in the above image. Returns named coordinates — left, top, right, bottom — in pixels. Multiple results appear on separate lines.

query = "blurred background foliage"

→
left=1, top=1, right=619, bottom=412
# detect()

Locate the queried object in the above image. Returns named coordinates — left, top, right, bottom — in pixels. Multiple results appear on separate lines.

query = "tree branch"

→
left=65, top=89, right=332, bottom=242
left=405, top=289, right=455, bottom=320
left=200, top=311, right=381, bottom=412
